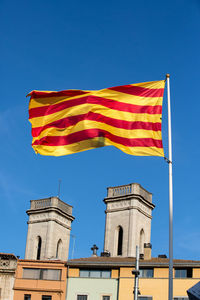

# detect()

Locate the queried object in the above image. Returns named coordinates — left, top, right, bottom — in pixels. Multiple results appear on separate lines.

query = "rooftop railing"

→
left=107, top=183, right=152, bottom=202
left=30, top=197, right=72, bottom=215
left=112, top=184, right=132, bottom=197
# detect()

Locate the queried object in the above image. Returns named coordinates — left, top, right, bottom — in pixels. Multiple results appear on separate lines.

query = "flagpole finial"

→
left=166, top=74, right=170, bottom=78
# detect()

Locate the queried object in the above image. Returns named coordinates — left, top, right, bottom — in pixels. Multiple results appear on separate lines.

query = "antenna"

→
left=57, top=179, right=61, bottom=198
left=71, top=234, right=76, bottom=259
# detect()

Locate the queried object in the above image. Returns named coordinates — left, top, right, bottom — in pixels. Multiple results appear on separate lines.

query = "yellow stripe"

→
left=29, top=103, right=162, bottom=128
left=29, top=80, right=165, bottom=109
left=32, top=137, right=164, bottom=157
left=32, top=120, right=162, bottom=143
left=29, top=93, right=163, bottom=109
left=131, top=80, right=165, bottom=89
left=29, top=93, right=91, bottom=109
left=90, top=91, right=163, bottom=106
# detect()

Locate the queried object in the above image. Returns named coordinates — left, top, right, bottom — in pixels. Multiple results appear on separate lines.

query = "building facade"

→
left=66, top=256, right=200, bottom=300
left=13, top=259, right=67, bottom=300
left=13, top=196, right=74, bottom=300
left=65, top=183, right=197, bottom=300
left=11, top=183, right=200, bottom=300
left=0, top=253, right=17, bottom=300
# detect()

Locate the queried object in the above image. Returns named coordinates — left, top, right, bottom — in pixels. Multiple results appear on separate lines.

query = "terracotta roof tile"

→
left=67, top=256, right=200, bottom=267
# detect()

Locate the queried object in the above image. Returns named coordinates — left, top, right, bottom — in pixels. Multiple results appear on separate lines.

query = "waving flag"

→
left=27, top=80, right=165, bottom=157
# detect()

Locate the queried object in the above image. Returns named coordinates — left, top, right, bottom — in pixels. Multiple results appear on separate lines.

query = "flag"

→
left=27, top=80, right=165, bottom=157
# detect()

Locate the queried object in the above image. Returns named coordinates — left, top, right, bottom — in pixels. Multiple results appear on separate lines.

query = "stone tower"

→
left=103, top=183, right=154, bottom=257
left=25, top=197, right=75, bottom=261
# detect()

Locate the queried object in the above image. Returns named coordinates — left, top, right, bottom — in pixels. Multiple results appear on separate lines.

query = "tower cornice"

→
left=104, top=193, right=155, bottom=210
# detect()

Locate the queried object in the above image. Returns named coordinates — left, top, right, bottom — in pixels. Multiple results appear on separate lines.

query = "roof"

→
left=0, top=253, right=17, bottom=260
left=67, top=256, right=200, bottom=268
left=16, top=256, right=200, bottom=268
left=18, top=259, right=66, bottom=264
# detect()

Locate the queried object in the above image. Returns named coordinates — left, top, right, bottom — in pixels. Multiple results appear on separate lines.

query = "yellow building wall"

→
left=140, top=278, right=168, bottom=300
left=173, top=279, right=200, bottom=297
left=154, top=267, right=168, bottom=278
left=68, top=268, right=79, bottom=277
left=119, top=267, right=133, bottom=278
left=193, top=268, right=200, bottom=278
left=118, top=267, right=200, bottom=300
left=112, top=269, right=119, bottom=278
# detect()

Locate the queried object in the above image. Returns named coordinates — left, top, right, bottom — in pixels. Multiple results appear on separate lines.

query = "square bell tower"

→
left=25, top=197, right=75, bottom=261
left=103, top=183, right=154, bottom=257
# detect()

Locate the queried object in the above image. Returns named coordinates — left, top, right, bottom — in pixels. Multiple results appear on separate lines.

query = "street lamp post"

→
left=132, top=246, right=140, bottom=300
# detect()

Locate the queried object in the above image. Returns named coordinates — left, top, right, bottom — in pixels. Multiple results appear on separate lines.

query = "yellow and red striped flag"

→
left=27, top=80, right=165, bottom=157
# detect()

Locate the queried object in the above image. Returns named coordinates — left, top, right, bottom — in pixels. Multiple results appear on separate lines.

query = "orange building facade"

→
left=13, top=259, right=67, bottom=300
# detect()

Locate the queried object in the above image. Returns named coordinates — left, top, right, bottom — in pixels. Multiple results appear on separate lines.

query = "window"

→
left=103, top=296, right=110, bottom=300
left=139, top=268, right=154, bottom=278
left=138, top=297, right=152, bottom=300
left=23, top=268, right=40, bottom=279
left=80, top=270, right=90, bottom=277
left=42, top=296, right=52, bottom=300
left=90, top=270, right=101, bottom=278
left=101, top=270, right=111, bottom=278
left=77, top=296, right=87, bottom=300
left=42, top=269, right=61, bottom=280
left=175, top=268, right=192, bottom=278
left=24, top=295, right=31, bottom=300
left=79, top=269, right=111, bottom=278
left=23, top=268, right=61, bottom=280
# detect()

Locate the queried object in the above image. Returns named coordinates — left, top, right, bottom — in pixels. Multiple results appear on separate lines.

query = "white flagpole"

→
left=166, top=74, right=173, bottom=300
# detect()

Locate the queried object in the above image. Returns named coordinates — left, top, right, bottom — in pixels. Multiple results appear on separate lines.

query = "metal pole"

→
left=57, top=179, right=61, bottom=198
left=166, top=74, right=173, bottom=300
left=71, top=234, right=76, bottom=259
left=134, top=245, right=140, bottom=300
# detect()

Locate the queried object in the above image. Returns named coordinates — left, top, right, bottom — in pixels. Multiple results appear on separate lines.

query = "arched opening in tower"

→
left=56, top=239, right=63, bottom=259
left=36, top=236, right=42, bottom=260
left=117, top=226, right=123, bottom=256
left=139, top=229, right=145, bottom=254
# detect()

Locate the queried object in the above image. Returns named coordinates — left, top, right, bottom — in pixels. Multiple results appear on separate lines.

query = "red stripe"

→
left=28, top=85, right=164, bottom=99
left=29, top=95, right=162, bottom=119
left=109, top=85, right=164, bottom=97
left=32, top=129, right=163, bottom=149
left=32, top=112, right=162, bottom=137
left=29, top=90, right=88, bottom=99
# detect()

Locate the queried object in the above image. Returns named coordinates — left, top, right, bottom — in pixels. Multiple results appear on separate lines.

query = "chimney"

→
left=158, top=254, right=167, bottom=258
left=101, top=250, right=111, bottom=257
left=91, top=244, right=98, bottom=257
left=144, top=243, right=152, bottom=260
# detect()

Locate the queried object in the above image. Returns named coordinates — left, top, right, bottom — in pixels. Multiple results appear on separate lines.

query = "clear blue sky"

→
left=0, top=0, right=200, bottom=260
